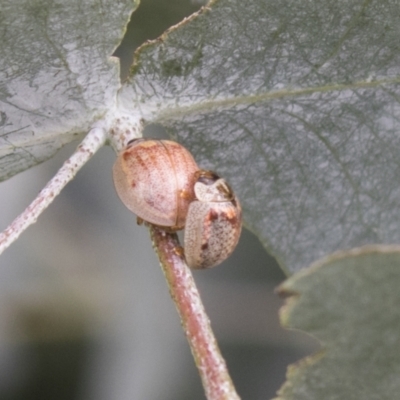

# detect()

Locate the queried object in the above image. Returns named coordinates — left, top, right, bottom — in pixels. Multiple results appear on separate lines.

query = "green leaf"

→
left=275, top=245, right=400, bottom=399
left=121, top=0, right=400, bottom=273
left=0, top=0, right=138, bottom=181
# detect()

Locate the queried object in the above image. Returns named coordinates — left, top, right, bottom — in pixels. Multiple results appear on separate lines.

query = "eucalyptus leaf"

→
left=121, top=0, right=400, bottom=273
left=0, top=0, right=138, bottom=181
left=275, top=246, right=400, bottom=399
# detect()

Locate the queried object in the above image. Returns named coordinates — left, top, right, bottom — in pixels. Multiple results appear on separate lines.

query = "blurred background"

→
left=0, top=1, right=317, bottom=399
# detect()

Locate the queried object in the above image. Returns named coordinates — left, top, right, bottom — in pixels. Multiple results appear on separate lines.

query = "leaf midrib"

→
left=152, top=76, right=400, bottom=122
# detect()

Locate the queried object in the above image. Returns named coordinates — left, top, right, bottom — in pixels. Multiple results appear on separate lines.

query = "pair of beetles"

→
left=113, top=139, right=242, bottom=269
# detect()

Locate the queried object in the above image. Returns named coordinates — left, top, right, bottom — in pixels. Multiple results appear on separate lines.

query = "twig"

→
left=0, top=125, right=107, bottom=255
left=150, top=225, right=241, bottom=400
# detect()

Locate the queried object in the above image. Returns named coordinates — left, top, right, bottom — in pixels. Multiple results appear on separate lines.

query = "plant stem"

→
left=150, top=225, right=241, bottom=400
left=0, top=126, right=107, bottom=255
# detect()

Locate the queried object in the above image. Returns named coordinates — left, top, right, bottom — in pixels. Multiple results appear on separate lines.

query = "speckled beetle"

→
left=184, top=170, right=242, bottom=269
left=112, top=139, right=242, bottom=269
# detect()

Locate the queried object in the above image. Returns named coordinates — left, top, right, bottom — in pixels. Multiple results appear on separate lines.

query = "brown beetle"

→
left=113, top=138, right=199, bottom=229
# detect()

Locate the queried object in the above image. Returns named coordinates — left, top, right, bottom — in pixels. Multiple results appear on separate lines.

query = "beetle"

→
left=184, top=170, right=242, bottom=269
left=112, top=138, right=199, bottom=229
left=113, top=139, right=242, bottom=269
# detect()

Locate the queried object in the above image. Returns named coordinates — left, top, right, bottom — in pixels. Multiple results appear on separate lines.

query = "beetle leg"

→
left=174, top=244, right=185, bottom=258
left=137, top=216, right=144, bottom=226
